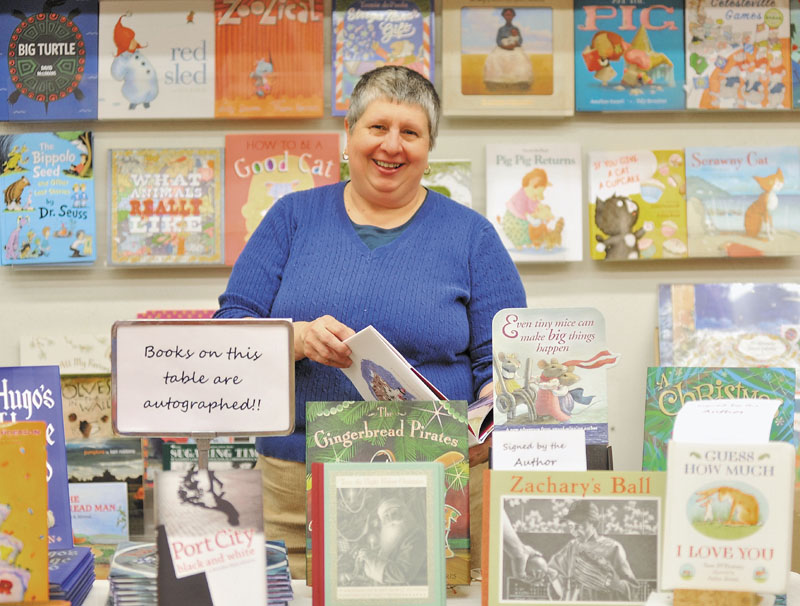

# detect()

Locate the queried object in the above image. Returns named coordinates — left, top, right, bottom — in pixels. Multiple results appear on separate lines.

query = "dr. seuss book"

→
left=588, top=149, right=688, bottom=260
left=642, top=367, right=797, bottom=472
left=0, top=0, right=98, bottom=121
left=0, top=365, right=72, bottom=550
left=331, top=0, right=433, bottom=116
left=311, top=462, right=446, bottom=606
left=68, top=481, right=130, bottom=548
left=19, top=333, right=110, bottom=374
left=305, top=399, right=469, bottom=585
left=0, top=421, right=49, bottom=603
left=481, top=469, right=665, bottom=606
left=61, top=374, right=113, bottom=440
left=792, top=0, right=800, bottom=107
left=0, top=131, right=95, bottom=266
left=491, top=308, right=618, bottom=444
left=108, top=148, right=223, bottom=266
left=486, top=144, right=582, bottom=263
left=662, top=441, right=795, bottom=593
left=574, top=0, right=685, bottom=111
left=224, top=133, right=339, bottom=265
left=685, top=146, right=800, bottom=258
left=156, top=468, right=266, bottom=606
left=685, top=0, right=792, bottom=110
left=98, top=1, right=214, bottom=120
left=215, top=0, right=323, bottom=118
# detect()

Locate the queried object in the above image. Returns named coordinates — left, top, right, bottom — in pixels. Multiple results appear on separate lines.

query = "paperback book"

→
left=61, top=374, right=113, bottom=441
left=486, top=143, right=583, bottom=262
left=108, top=147, right=224, bottom=266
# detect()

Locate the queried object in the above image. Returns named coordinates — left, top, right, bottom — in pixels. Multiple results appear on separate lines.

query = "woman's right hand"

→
left=294, top=315, right=356, bottom=368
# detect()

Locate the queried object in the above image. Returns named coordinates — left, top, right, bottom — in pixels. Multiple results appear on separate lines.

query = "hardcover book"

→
left=0, top=131, right=96, bottom=266
left=0, top=0, right=98, bottom=121
left=68, top=481, right=130, bottom=547
left=48, top=546, right=95, bottom=604
left=224, top=133, right=340, bottom=265
left=588, top=149, right=688, bottom=260
left=162, top=442, right=257, bottom=471
left=19, top=333, right=110, bottom=374
left=574, top=0, right=685, bottom=111
left=331, top=0, right=433, bottom=116
left=61, top=374, right=113, bottom=441
left=98, top=0, right=215, bottom=120
left=311, top=461, right=446, bottom=606
left=485, top=143, right=583, bottom=262
left=215, top=0, right=324, bottom=118
left=305, top=399, right=469, bottom=585
left=685, top=146, right=800, bottom=258
left=481, top=469, right=665, bottom=605
left=108, top=147, right=223, bottom=266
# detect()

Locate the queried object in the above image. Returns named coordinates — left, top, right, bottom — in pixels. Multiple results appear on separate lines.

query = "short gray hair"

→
left=346, top=66, right=441, bottom=149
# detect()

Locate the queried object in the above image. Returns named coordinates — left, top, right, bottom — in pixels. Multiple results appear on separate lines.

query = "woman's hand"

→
left=294, top=316, right=356, bottom=367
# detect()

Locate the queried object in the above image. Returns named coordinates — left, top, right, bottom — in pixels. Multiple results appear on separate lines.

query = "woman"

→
left=483, top=8, right=534, bottom=92
left=214, top=65, right=526, bottom=578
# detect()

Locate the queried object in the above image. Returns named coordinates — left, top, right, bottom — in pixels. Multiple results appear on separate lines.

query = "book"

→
left=330, top=0, right=434, bottom=116
left=68, top=481, right=129, bottom=544
left=136, top=309, right=215, bottom=319
left=0, top=0, right=98, bottom=121
left=685, top=145, right=800, bottom=258
left=311, top=461, right=446, bottom=606
left=48, top=547, right=95, bottom=603
left=481, top=469, right=665, bottom=605
left=485, top=143, right=583, bottom=262
left=61, top=374, right=113, bottom=441
left=662, top=441, right=795, bottom=593
left=108, top=147, right=224, bottom=266
left=1, top=131, right=96, bottom=266
left=793, top=0, right=800, bottom=108
left=0, top=421, right=49, bottom=603
left=19, top=334, right=110, bottom=374
left=155, top=468, right=266, bottom=606
left=0, top=365, right=73, bottom=550
left=574, top=0, right=685, bottom=111
left=685, top=0, right=792, bottom=110
left=223, top=133, right=339, bottom=265
left=642, top=367, right=797, bottom=472
left=588, top=149, right=688, bottom=260
left=162, top=442, right=257, bottom=471
left=108, top=541, right=157, bottom=605
left=98, top=1, right=215, bottom=120
left=305, top=399, right=469, bottom=585
left=214, top=0, right=324, bottom=118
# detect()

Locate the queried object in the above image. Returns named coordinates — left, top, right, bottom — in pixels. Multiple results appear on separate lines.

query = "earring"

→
left=424, top=165, right=431, bottom=175
left=342, top=151, right=349, bottom=161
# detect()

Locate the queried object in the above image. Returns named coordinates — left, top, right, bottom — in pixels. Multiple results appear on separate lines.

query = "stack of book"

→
left=48, top=547, right=96, bottom=605
left=108, top=542, right=157, bottom=606
left=266, top=540, right=293, bottom=605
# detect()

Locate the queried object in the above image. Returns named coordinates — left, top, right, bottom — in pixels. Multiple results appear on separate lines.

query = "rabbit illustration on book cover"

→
left=744, top=167, right=783, bottom=240
left=695, top=485, right=760, bottom=527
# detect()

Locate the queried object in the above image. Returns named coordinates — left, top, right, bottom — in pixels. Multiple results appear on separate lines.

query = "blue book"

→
left=48, top=546, right=94, bottom=594
left=0, top=0, right=98, bottom=121
left=1, top=131, right=96, bottom=266
left=0, top=365, right=73, bottom=549
left=574, top=0, right=685, bottom=111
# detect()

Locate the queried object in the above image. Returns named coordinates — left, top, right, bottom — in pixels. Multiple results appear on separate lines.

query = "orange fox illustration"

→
left=696, top=486, right=759, bottom=526
left=744, top=168, right=783, bottom=240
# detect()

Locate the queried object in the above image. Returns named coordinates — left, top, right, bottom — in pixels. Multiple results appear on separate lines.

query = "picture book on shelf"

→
left=305, top=399, right=470, bottom=585
left=331, top=0, right=433, bottom=116
left=485, top=143, right=583, bottom=263
left=685, top=146, right=800, bottom=258
left=574, top=0, right=685, bottom=111
left=19, top=333, right=110, bottom=374
left=224, top=133, right=339, bottom=265
left=215, top=0, right=324, bottom=118
left=98, top=1, right=214, bottom=120
left=588, top=149, right=688, bottom=260
left=0, top=131, right=95, bottom=266
left=108, top=147, right=223, bottom=266
left=0, top=0, right=99, bottom=121
left=61, top=373, right=113, bottom=441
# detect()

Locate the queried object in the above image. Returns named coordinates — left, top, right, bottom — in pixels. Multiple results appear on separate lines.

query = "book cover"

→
left=311, top=461, right=446, bottom=606
left=588, top=149, right=688, bottom=260
left=162, top=442, right=257, bottom=471
left=662, top=441, right=794, bottom=593
left=98, top=1, right=215, bottom=120
left=491, top=307, right=618, bottom=444
left=223, top=132, right=339, bottom=265
left=0, top=421, right=49, bottom=603
left=305, top=399, right=469, bottom=585
left=61, top=374, right=113, bottom=441
left=48, top=546, right=94, bottom=594
left=156, top=468, right=266, bottom=606
left=685, top=0, right=792, bottom=109
left=331, top=0, right=433, bottom=116
left=642, top=366, right=797, bottom=472
left=68, top=481, right=130, bottom=547
left=574, top=0, right=685, bottom=111
left=19, top=334, right=110, bottom=374
left=0, top=0, right=98, bottom=121
left=0, top=131, right=95, bottom=266
left=0, top=365, right=72, bottom=550
left=215, top=0, right=323, bottom=118
left=482, top=469, right=665, bottom=605
left=108, top=147, right=223, bottom=266
left=793, top=0, right=800, bottom=107
left=486, top=143, right=583, bottom=262
left=685, top=146, right=800, bottom=258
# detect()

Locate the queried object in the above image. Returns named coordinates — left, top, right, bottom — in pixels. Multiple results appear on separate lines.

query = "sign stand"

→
left=195, top=436, right=213, bottom=470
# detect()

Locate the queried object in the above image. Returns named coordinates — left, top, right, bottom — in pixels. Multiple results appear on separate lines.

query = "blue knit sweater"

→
left=215, top=181, right=526, bottom=461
